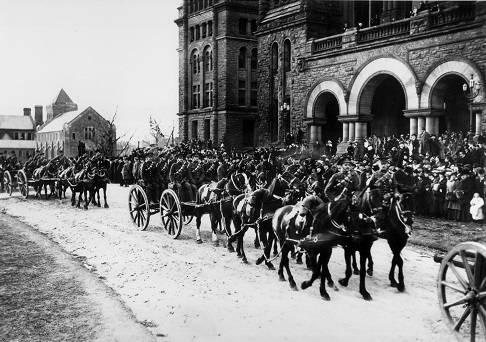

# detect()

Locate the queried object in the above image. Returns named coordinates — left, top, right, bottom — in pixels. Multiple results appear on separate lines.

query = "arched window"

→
left=239, top=47, right=247, bottom=69
left=251, top=48, right=257, bottom=70
left=205, top=49, right=212, bottom=72
left=284, top=39, right=291, bottom=72
left=271, top=42, right=279, bottom=74
left=193, top=54, right=198, bottom=74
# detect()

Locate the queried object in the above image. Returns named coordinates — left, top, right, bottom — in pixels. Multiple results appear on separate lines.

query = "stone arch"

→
left=348, top=56, right=419, bottom=116
left=306, top=78, right=346, bottom=118
left=421, top=58, right=485, bottom=108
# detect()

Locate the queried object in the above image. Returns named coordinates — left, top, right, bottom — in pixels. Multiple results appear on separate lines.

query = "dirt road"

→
left=0, top=185, right=456, bottom=342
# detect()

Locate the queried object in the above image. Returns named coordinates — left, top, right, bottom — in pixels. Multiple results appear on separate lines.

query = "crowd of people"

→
left=1, top=129, right=486, bottom=224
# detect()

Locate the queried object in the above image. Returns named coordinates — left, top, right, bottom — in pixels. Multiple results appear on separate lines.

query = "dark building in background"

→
left=175, top=0, right=260, bottom=150
left=177, top=1, right=486, bottom=152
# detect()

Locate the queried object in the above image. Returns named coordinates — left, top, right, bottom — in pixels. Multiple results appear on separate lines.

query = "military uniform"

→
left=324, top=157, right=359, bottom=202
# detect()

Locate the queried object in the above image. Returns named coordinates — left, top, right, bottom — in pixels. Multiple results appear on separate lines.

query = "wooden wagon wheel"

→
left=128, top=185, right=150, bottom=231
left=437, top=242, right=486, bottom=342
left=160, top=189, right=182, bottom=239
left=17, top=170, right=29, bottom=199
left=3, top=171, right=12, bottom=196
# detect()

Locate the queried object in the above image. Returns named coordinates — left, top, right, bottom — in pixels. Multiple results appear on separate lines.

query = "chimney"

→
left=23, top=108, right=31, bottom=116
left=34, top=105, right=44, bottom=127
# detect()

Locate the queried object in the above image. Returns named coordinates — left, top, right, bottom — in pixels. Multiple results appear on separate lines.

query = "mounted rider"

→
left=324, top=156, right=359, bottom=202
left=368, top=157, right=394, bottom=208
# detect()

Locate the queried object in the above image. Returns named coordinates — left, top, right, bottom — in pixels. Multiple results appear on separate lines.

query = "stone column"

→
left=348, top=122, right=355, bottom=142
left=417, top=117, right=425, bottom=135
left=316, top=125, right=323, bottom=145
left=433, top=117, right=439, bottom=135
left=354, top=122, right=367, bottom=142
left=409, top=117, right=418, bottom=136
left=342, top=123, right=349, bottom=142
left=476, top=113, right=482, bottom=136
left=425, top=116, right=434, bottom=133
left=309, top=125, right=317, bottom=145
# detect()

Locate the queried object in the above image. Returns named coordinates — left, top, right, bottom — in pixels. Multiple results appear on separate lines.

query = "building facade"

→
left=36, top=90, right=115, bottom=158
left=0, top=108, right=38, bottom=162
left=176, top=0, right=486, bottom=152
left=176, top=0, right=260, bottom=150
left=257, top=0, right=486, bottom=152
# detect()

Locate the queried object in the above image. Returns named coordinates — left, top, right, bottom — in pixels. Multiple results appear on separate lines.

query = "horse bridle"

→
left=394, top=192, right=413, bottom=237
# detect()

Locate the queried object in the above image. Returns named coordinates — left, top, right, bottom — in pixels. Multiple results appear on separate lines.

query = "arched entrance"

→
left=314, top=92, right=341, bottom=145
left=431, top=74, right=470, bottom=134
left=364, top=74, right=407, bottom=138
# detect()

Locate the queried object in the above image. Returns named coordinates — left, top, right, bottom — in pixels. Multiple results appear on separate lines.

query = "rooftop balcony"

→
left=311, top=4, right=478, bottom=55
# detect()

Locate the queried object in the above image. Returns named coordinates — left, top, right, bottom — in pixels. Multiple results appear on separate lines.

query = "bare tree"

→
left=90, top=107, right=134, bottom=157
left=149, top=116, right=164, bottom=147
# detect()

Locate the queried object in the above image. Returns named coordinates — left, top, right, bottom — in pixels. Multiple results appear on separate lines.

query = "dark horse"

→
left=194, top=171, right=251, bottom=246
left=381, top=190, right=415, bottom=292
left=298, top=199, right=376, bottom=301
left=230, top=175, right=289, bottom=269
left=91, top=168, right=109, bottom=208
left=272, top=195, right=323, bottom=290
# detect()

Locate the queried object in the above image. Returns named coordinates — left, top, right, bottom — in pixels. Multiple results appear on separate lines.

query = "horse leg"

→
left=195, top=208, right=203, bottom=244
left=352, top=251, right=360, bottom=275
left=301, top=253, right=320, bottom=290
left=367, top=253, right=374, bottom=277
left=319, top=247, right=335, bottom=300
left=338, top=248, right=353, bottom=287
left=273, top=239, right=278, bottom=257
left=83, top=189, right=89, bottom=210
left=255, top=225, right=275, bottom=270
left=389, top=254, right=399, bottom=288
left=359, top=246, right=373, bottom=301
left=281, top=245, right=297, bottom=290
left=254, top=235, right=260, bottom=249
left=96, top=188, right=101, bottom=207
left=211, top=211, right=220, bottom=247
left=238, top=227, right=249, bottom=264
left=103, top=186, right=109, bottom=208
left=396, top=253, right=405, bottom=292
left=223, top=214, right=234, bottom=253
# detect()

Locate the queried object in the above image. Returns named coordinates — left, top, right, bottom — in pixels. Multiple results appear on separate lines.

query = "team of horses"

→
left=22, top=161, right=110, bottom=210
left=190, top=167, right=415, bottom=301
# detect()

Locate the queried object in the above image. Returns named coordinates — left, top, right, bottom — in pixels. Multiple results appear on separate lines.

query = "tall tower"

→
left=175, top=0, right=259, bottom=150
left=46, top=89, right=78, bottom=121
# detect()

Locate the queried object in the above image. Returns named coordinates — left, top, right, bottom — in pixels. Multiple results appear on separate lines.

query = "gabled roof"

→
left=0, top=115, right=35, bottom=130
left=51, top=89, right=74, bottom=105
left=37, top=109, right=82, bottom=133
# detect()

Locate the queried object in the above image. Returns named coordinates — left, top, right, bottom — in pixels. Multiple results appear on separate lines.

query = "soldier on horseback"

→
left=324, top=156, right=359, bottom=202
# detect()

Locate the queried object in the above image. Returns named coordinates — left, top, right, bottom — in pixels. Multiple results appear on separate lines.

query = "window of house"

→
left=27, top=133, right=32, bottom=140
left=239, top=18, right=247, bottom=35
left=84, top=127, right=94, bottom=140
left=251, top=49, right=257, bottom=70
left=239, top=47, right=247, bottom=69
left=205, top=50, right=212, bottom=72
left=192, top=120, right=198, bottom=140
left=208, top=21, right=213, bottom=36
left=238, top=80, right=246, bottom=106
left=193, top=85, right=201, bottom=109
left=204, top=82, right=213, bottom=108
left=251, top=81, right=258, bottom=107
left=72, top=132, right=76, bottom=140
left=20, top=132, right=25, bottom=140
left=195, top=25, right=200, bottom=40
left=204, top=119, right=210, bottom=141
left=202, top=23, right=207, bottom=38
left=284, top=39, right=291, bottom=72
left=251, top=20, right=257, bottom=35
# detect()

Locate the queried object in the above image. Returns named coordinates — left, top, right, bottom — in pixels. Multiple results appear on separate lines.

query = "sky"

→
left=0, top=0, right=181, bottom=144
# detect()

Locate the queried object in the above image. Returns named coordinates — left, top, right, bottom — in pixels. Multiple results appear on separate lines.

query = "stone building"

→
left=0, top=108, right=38, bottom=162
left=36, top=90, right=115, bottom=158
left=256, top=0, right=486, bottom=152
left=176, top=0, right=486, bottom=152
left=175, top=0, right=260, bottom=150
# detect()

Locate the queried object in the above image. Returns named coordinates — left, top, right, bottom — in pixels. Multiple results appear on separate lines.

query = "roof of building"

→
left=51, top=89, right=74, bottom=105
left=0, top=140, right=37, bottom=149
left=0, top=115, right=35, bottom=130
left=37, top=109, right=83, bottom=133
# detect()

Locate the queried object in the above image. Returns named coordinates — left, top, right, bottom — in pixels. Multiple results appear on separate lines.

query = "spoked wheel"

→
left=128, top=185, right=150, bottom=230
left=3, top=171, right=12, bottom=196
left=160, top=189, right=182, bottom=239
left=438, top=242, right=486, bottom=342
left=17, top=170, right=29, bottom=199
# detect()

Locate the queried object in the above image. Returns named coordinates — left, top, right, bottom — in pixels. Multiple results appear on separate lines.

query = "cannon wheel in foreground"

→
left=128, top=185, right=151, bottom=231
left=437, top=241, right=486, bottom=342
left=159, top=189, right=182, bottom=239
left=17, top=169, right=29, bottom=199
